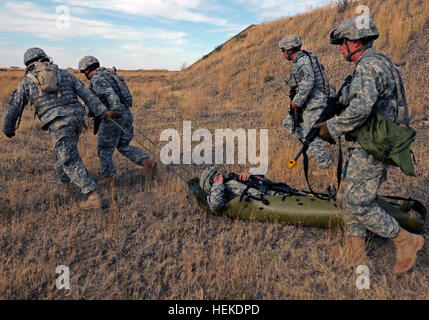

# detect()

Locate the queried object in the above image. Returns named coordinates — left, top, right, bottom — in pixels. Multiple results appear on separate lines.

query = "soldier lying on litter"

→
left=199, top=167, right=306, bottom=211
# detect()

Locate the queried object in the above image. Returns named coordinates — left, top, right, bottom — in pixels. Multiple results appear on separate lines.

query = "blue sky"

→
left=0, top=0, right=329, bottom=70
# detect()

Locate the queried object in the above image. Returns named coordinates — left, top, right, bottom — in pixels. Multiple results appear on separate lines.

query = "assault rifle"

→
left=288, top=75, right=353, bottom=169
left=224, top=173, right=308, bottom=197
left=287, top=75, right=353, bottom=200
left=288, top=86, right=303, bottom=134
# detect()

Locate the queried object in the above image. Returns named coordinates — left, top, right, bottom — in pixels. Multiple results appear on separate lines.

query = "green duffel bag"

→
left=357, top=112, right=416, bottom=176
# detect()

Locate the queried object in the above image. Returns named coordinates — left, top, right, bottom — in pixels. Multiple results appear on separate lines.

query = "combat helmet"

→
left=329, top=17, right=379, bottom=44
left=199, top=167, right=218, bottom=193
left=278, top=35, right=302, bottom=51
left=78, top=55, right=100, bottom=73
left=330, top=17, right=379, bottom=61
left=24, top=47, right=48, bottom=66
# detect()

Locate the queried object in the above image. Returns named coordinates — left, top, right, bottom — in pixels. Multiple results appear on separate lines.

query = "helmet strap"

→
left=84, top=69, right=95, bottom=80
left=287, top=48, right=298, bottom=60
left=25, top=63, right=35, bottom=74
left=345, top=39, right=369, bottom=62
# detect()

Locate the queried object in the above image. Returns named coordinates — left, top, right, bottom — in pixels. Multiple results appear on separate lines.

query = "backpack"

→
left=301, top=50, right=331, bottom=97
left=106, top=72, right=133, bottom=108
left=357, top=112, right=416, bottom=176
left=356, top=51, right=415, bottom=176
left=26, top=61, right=61, bottom=97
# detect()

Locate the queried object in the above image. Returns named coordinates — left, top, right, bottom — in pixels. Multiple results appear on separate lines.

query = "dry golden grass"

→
left=0, top=0, right=428, bottom=299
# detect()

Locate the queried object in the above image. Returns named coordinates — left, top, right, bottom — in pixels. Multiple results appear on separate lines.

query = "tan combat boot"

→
left=79, top=190, right=102, bottom=210
left=141, top=158, right=157, bottom=181
left=330, top=236, right=367, bottom=265
left=392, top=228, right=424, bottom=274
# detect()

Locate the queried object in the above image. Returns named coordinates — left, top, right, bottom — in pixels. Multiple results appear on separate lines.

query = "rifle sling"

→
left=302, top=138, right=343, bottom=200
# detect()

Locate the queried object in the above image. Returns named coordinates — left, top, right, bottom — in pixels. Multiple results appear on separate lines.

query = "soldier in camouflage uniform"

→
left=2, top=48, right=120, bottom=210
left=315, top=18, right=424, bottom=273
left=78, top=56, right=156, bottom=186
left=199, top=168, right=284, bottom=211
left=279, top=35, right=333, bottom=169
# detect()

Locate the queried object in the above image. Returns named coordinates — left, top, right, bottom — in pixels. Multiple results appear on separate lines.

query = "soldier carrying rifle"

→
left=279, top=35, right=333, bottom=172
left=314, top=18, right=424, bottom=273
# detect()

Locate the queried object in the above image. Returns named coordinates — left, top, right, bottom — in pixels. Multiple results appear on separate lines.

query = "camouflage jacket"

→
left=3, top=68, right=107, bottom=133
left=207, top=178, right=281, bottom=211
left=285, top=51, right=329, bottom=110
left=327, top=48, right=409, bottom=141
left=89, top=68, right=128, bottom=112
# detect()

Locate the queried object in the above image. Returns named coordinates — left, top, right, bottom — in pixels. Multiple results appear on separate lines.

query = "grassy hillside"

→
left=0, top=0, right=428, bottom=299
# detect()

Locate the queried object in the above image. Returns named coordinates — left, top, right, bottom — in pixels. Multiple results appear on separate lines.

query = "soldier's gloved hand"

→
left=290, top=101, right=299, bottom=111
left=103, top=110, right=122, bottom=120
left=239, top=173, right=251, bottom=181
left=313, top=121, right=335, bottom=145
left=3, top=130, right=15, bottom=139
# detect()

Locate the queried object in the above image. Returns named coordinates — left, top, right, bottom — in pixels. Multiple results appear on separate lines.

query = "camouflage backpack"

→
left=26, top=61, right=61, bottom=97
left=106, top=72, right=133, bottom=108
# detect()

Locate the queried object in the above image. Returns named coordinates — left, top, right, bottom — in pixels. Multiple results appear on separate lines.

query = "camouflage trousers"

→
left=340, top=146, right=400, bottom=238
left=98, top=109, right=149, bottom=178
left=48, top=116, right=97, bottom=195
left=282, top=106, right=332, bottom=168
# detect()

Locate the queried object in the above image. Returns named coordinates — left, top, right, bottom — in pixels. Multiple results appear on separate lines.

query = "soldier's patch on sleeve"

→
left=94, top=76, right=109, bottom=89
left=99, top=80, right=108, bottom=87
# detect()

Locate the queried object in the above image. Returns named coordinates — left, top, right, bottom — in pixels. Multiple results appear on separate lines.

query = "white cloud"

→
left=0, top=46, right=81, bottom=68
left=0, top=48, right=24, bottom=67
left=51, top=0, right=233, bottom=26
left=120, top=42, right=183, bottom=55
left=0, top=1, right=248, bottom=69
left=0, top=44, right=199, bottom=70
left=0, top=2, right=187, bottom=42
left=0, top=1, right=200, bottom=69
left=237, top=0, right=328, bottom=20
